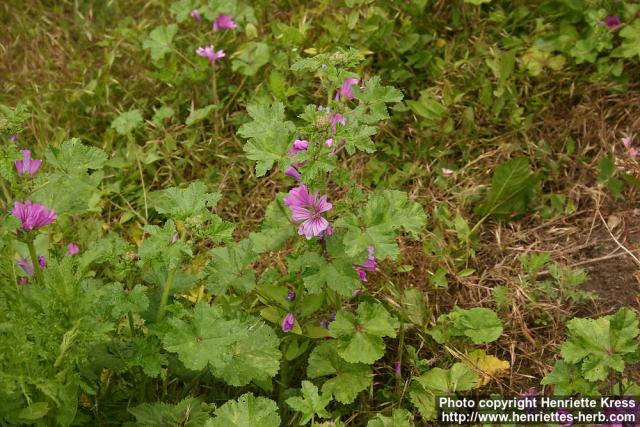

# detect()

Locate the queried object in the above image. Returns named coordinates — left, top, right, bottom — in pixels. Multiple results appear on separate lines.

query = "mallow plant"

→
left=0, top=48, right=433, bottom=425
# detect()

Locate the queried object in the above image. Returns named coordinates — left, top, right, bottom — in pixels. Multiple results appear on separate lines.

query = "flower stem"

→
left=156, top=267, right=177, bottom=322
left=212, top=64, right=220, bottom=135
left=26, top=239, right=44, bottom=285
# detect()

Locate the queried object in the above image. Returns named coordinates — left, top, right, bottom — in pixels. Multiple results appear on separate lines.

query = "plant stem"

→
left=212, top=64, right=220, bottom=135
left=395, top=322, right=405, bottom=395
left=157, top=267, right=177, bottom=322
left=26, top=239, right=44, bottom=285
left=128, top=310, right=136, bottom=337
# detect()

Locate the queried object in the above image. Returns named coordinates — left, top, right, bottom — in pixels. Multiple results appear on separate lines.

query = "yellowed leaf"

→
left=465, top=349, right=510, bottom=387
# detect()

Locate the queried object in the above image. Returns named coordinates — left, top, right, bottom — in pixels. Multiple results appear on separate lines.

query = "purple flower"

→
left=352, top=289, right=361, bottom=296
left=213, top=15, right=237, bottom=31
left=281, top=313, right=295, bottom=332
left=328, top=311, right=336, bottom=322
left=394, top=361, right=401, bottom=375
left=329, top=113, right=346, bottom=133
left=283, top=185, right=333, bottom=239
left=320, top=311, right=336, bottom=329
left=320, top=320, right=329, bottom=329
left=12, top=200, right=57, bottom=231
left=190, top=9, right=201, bottom=22
left=67, top=243, right=80, bottom=255
left=622, top=137, right=638, bottom=160
left=289, top=139, right=309, bottom=156
left=286, top=291, right=296, bottom=301
left=599, top=15, right=622, bottom=29
left=10, top=134, right=17, bottom=142
left=284, top=166, right=301, bottom=181
left=355, top=246, right=376, bottom=282
left=171, top=233, right=179, bottom=243
left=196, top=45, right=226, bottom=63
left=15, top=150, right=42, bottom=176
left=335, top=78, right=359, bottom=100
left=17, top=256, right=46, bottom=276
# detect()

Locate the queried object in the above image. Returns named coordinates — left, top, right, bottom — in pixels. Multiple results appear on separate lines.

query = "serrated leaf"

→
left=237, top=103, right=295, bottom=176
left=367, top=408, right=414, bottom=427
left=430, top=307, right=503, bottom=344
left=249, top=196, right=294, bottom=253
left=204, top=239, right=257, bottom=295
left=143, top=24, right=178, bottom=62
left=207, top=393, right=280, bottom=427
left=129, top=397, right=209, bottom=427
left=46, top=138, right=108, bottom=174
left=411, top=363, right=476, bottom=419
left=559, top=308, right=638, bottom=382
left=307, top=341, right=372, bottom=404
left=329, top=302, right=398, bottom=364
left=286, top=381, right=332, bottom=425
left=162, top=303, right=281, bottom=386
left=150, top=181, right=221, bottom=220
left=111, top=109, right=144, bottom=135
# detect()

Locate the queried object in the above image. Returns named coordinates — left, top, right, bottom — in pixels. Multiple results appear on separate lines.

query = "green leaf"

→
left=475, top=157, right=537, bottom=219
left=150, top=181, right=221, bottom=220
left=46, top=138, right=108, bottom=174
left=406, top=91, right=447, bottom=125
left=186, top=105, right=217, bottom=126
left=598, top=155, right=623, bottom=199
left=138, top=220, right=191, bottom=269
left=288, top=250, right=361, bottom=297
left=207, top=393, right=280, bottom=427
left=204, top=239, right=258, bottom=295
left=612, top=21, right=640, bottom=59
left=329, top=302, right=399, bottom=364
left=410, top=363, right=476, bottom=419
left=286, top=381, right=332, bottom=425
left=541, top=361, right=599, bottom=395
left=429, top=307, right=503, bottom=344
left=232, top=42, right=270, bottom=76
left=129, top=397, right=210, bottom=426
left=559, top=308, right=638, bottom=382
left=307, top=341, right=372, bottom=404
left=337, top=190, right=426, bottom=261
left=162, top=303, right=281, bottom=386
left=249, top=196, right=294, bottom=253
left=237, top=103, right=295, bottom=176
left=367, top=408, right=414, bottom=427
left=143, top=24, right=178, bottom=62
left=463, top=0, right=492, bottom=4
left=18, top=402, right=50, bottom=421
left=111, top=109, right=144, bottom=135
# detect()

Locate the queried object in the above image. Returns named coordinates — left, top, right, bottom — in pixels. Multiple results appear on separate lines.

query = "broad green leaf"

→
left=559, top=308, right=638, bottom=382
left=288, top=250, right=361, bottom=297
left=143, top=24, right=178, bottom=62
left=429, top=307, right=503, bottom=344
left=204, top=239, right=258, bottom=295
left=336, top=190, right=426, bottom=261
left=18, top=402, right=50, bottom=421
left=410, top=363, right=476, bottom=419
left=475, top=157, right=537, bottom=219
left=612, top=21, right=640, bottom=59
left=207, top=393, right=280, bottom=427
left=111, top=109, right=144, bottom=135
left=237, top=103, right=295, bottom=176
left=249, top=196, right=294, bottom=253
left=329, top=302, right=399, bottom=364
left=286, top=381, right=332, bottom=425
left=307, top=341, right=372, bottom=404
left=162, top=303, right=281, bottom=386
left=150, top=181, right=221, bottom=220
left=541, top=360, right=599, bottom=395
left=46, top=138, right=108, bottom=174
left=138, top=220, right=191, bottom=269
left=367, top=409, right=414, bottom=427
left=129, top=397, right=209, bottom=427
left=232, top=42, right=270, bottom=76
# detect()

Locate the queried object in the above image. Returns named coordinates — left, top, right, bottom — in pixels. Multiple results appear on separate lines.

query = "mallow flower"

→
left=67, top=243, right=80, bottom=255
left=15, top=150, right=42, bottom=176
left=281, top=313, right=295, bottom=332
left=598, top=16, right=622, bottom=29
left=12, top=200, right=56, bottom=231
left=283, top=185, right=332, bottom=239
left=190, top=9, right=201, bottom=22
left=329, top=113, right=346, bottom=133
left=335, top=78, right=359, bottom=100
left=196, top=45, right=226, bottom=63
left=213, top=15, right=237, bottom=31
left=285, top=139, right=309, bottom=181
left=17, top=256, right=46, bottom=276
left=622, top=137, right=637, bottom=159
left=355, top=246, right=377, bottom=281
